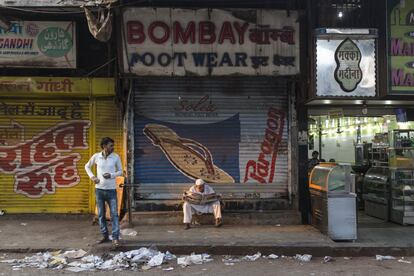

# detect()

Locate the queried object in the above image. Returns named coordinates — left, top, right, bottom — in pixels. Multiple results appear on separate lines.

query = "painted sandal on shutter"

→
left=143, top=124, right=235, bottom=183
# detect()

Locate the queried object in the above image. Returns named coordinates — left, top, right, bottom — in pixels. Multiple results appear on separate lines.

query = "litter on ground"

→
left=120, top=228, right=138, bottom=237
left=294, top=254, right=312, bottom=262
left=1, top=247, right=177, bottom=272
left=242, top=252, right=262, bottom=261
left=375, top=255, right=396, bottom=261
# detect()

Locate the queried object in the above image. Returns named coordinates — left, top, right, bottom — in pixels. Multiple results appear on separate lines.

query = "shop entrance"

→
left=307, top=108, right=414, bottom=227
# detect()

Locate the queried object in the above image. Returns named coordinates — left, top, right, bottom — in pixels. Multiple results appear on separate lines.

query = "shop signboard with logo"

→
left=122, top=8, right=299, bottom=76
left=315, top=29, right=377, bottom=97
left=388, top=0, right=414, bottom=94
left=0, top=21, right=76, bottom=68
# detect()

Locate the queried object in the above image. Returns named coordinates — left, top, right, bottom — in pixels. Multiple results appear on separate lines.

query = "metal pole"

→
left=318, top=117, right=322, bottom=159
left=127, top=183, right=133, bottom=227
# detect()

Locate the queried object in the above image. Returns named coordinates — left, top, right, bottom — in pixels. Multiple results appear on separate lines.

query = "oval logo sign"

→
left=334, top=38, right=362, bottom=92
left=37, top=27, right=73, bottom=58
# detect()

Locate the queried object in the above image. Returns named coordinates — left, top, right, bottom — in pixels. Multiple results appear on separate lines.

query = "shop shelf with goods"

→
left=388, top=129, right=414, bottom=168
left=390, top=129, right=414, bottom=148
left=362, top=133, right=390, bottom=220
left=368, top=133, right=390, bottom=168
left=390, top=169, right=414, bottom=225
left=369, top=145, right=389, bottom=167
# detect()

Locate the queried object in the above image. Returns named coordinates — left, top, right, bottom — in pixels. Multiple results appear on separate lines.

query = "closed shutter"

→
left=133, top=77, right=289, bottom=209
left=0, top=99, right=91, bottom=213
left=93, top=99, right=124, bottom=163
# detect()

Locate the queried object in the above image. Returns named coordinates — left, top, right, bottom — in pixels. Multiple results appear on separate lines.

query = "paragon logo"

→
left=334, top=38, right=362, bottom=92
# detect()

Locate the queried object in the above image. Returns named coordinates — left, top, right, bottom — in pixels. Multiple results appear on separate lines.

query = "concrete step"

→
left=130, top=210, right=302, bottom=225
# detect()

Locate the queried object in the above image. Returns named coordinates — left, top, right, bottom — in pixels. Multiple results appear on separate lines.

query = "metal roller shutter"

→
left=93, top=99, right=124, bottom=163
left=133, top=77, right=289, bottom=210
left=0, top=99, right=91, bottom=213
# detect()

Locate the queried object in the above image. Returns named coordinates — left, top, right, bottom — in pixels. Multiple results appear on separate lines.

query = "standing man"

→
left=85, top=137, right=123, bottom=246
left=182, top=179, right=222, bottom=230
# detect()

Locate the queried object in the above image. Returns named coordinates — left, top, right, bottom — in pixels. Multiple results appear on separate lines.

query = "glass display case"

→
left=309, top=163, right=357, bottom=241
left=309, top=163, right=353, bottom=193
left=363, top=167, right=390, bottom=220
left=390, top=168, right=414, bottom=225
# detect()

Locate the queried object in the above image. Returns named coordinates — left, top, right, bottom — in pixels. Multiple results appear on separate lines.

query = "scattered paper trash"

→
left=20, top=223, right=27, bottom=226
left=1, top=247, right=180, bottom=272
left=242, top=252, right=262, bottom=261
left=167, top=231, right=175, bottom=233
left=222, top=256, right=241, bottom=265
left=164, top=251, right=176, bottom=261
left=398, top=258, right=412, bottom=264
left=120, top=228, right=137, bottom=237
left=0, top=259, right=16, bottom=264
left=375, top=255, right=396, bottom=261
left=177, top=257, right=191, bottom=267
left=294, top=254, right=312, bottom=262
left=323, top=256, right=334, bottom=263
left=62, top=249, right=87, bottom=259
left=266, top=254, right=279, bottom=260
left=343, top=257, right=352, bottom=260
left=66, top=267, right=90, bottom=273
left=177, top=253, right=213, bottom=267
left=148, top=253, right=164, bottom=267
left=0, top=210, right=4, bottom=216
left=275, top=224, right=281, bottom=227
left=163, top=267, right=174, bottom=271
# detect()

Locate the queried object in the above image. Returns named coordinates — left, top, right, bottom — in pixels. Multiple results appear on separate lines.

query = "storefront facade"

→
left=121, top=7, right=301, bottom=211
left=0, top=77, right=122, bottom=213
left=303, top=0, right=414, bottom=226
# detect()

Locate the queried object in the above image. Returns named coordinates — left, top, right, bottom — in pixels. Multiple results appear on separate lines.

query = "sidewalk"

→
left=0, top=213, right=413, bottom=257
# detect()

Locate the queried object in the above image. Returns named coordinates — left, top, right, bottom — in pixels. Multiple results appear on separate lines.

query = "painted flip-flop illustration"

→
left=143, top=124, right=235, bottom=183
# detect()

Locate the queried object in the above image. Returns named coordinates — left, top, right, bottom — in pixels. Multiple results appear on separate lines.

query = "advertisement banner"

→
left=122, top=8, right=299, bottom=76
left=388, top=0, right=414, bottom=94
left=0, top=21, right=76, bottom=68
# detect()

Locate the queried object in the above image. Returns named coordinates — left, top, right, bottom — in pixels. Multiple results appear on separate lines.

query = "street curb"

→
left=2, top=244, right=414, bottom=257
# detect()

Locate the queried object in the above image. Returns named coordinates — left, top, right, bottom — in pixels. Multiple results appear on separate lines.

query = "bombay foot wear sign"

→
left=388, top=0, right=414, bottom=94
left=334, top=38, right=363, bottom=92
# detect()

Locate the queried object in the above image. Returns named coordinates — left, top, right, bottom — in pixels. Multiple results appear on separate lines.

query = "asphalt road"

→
left=1, top=253, right=413, bottom=276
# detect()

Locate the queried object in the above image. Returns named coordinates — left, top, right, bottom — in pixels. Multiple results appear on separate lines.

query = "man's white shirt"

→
left=85, top=152, right=123, bottom=190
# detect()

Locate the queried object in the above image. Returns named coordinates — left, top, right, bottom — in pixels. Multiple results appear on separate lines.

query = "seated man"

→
left=182, top=179, right=222, bottom=230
